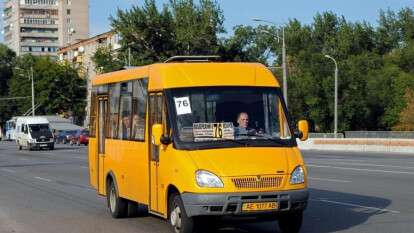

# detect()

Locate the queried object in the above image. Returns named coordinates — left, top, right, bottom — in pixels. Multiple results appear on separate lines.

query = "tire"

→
left=49, top=145, right=54, bottom=150
left=18, top=144, right=22, bottom=150
left=168, top=193, right=194, bottom=233
left=106, top=180, right=128, bottom=218
left=278, top=211, right=303, bottom=233
left=27, top=144, right=32, bottom=151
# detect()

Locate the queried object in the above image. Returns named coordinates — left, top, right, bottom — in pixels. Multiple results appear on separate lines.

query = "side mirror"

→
left=152, top=124, right=163, bottom=146
left=298, top=120, right=309, bottom=141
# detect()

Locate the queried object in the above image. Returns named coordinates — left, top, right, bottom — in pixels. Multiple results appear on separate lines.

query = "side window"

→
left=131, top=79, right=148, bottom=140
left=108, top=83, right=120, bottom=139
left=89, top=87, right=97, bottom=137
left=118, top=82, right=133, bottom=140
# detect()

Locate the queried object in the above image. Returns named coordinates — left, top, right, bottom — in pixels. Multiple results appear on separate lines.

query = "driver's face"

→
left=238, top=113, right=249, bottom=128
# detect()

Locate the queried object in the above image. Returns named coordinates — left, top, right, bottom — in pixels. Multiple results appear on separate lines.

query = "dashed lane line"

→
left=308, top=177, right=352, bottom=183
left=1, top=168, right=16, bottom=173
left=34, top=176, right=52, bottom=182
left=307, top=161, right=414, bottom=170
left=311, top=198, right=400, bottom=214
left=307, top=164, right=414, bottom=175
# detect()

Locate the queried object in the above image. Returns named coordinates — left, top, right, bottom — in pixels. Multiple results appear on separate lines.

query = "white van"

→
left=16, top=117, right=55, bottom=150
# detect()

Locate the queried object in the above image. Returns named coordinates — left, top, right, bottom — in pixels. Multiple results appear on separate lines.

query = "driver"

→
left=234, top=112, right=256, bottom=138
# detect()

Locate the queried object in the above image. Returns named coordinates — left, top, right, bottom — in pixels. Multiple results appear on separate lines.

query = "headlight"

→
left=28, top=139, right=36, bottom=143
left=290, top=166, right=305, bottom=184
left=195, top=170, right=224, bottom=188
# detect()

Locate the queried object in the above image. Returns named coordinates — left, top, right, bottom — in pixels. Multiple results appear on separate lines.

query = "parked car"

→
left=55, top=130, right=77, bottom=144
left=70, top=129, right=89, bottom=146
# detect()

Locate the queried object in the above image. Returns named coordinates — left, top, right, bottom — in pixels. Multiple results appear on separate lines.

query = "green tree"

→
left=92, top=46, right=124, bottom=74
left=0, top=44, right=16, bottom=125
left=9, top=55, right=86, bottom=122
left=108, top=0, right=224, bottom=67
left=393, top=89, right=414, bottom=130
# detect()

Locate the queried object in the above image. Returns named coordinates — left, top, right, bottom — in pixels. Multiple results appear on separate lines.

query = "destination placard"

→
left=193, top=122, right=234, bottom=141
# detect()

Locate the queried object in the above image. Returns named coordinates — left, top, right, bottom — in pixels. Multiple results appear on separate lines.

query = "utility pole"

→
left=325, top=55, right=338, bottom=138
left=281, top=27, right=287, bottom=107
left=253, top=18, right=288, bottom=106
left=30, top=66, right=35, bottom=116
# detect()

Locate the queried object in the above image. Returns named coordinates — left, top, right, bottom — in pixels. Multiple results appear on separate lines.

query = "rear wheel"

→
left=106, top=180, right=128, bottom=218
left=168, top=193, right=194, bottom=233
left=278, top=211, right=303, bottom=233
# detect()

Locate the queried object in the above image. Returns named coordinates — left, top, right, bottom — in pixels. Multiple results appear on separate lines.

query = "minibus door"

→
left=149, top=93, right=163, bottom=213
left=97, top=96, right=108, bottom=194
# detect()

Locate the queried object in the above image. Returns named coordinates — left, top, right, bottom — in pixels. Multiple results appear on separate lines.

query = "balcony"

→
left=19, top=23, right=58, bottom=29
left=20, top=41, right=59, bottom=47
left=19, top=4, right=58, bottom=10
left=20, top=31, right=58, bottom=38
left=21, top=50, right=58, bottom=57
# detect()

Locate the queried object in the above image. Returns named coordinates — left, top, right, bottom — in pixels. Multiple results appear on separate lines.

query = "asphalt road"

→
left=0, top=140, right=413, bottom=233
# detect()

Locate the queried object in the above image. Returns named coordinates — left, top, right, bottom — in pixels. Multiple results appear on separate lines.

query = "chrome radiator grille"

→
left=231, top=176, right=283, bottom=189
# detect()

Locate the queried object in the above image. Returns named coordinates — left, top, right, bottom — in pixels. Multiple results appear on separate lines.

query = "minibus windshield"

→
left=169, top=87, right=293, bottom=148
left=29, top=124, right=50, bottom=132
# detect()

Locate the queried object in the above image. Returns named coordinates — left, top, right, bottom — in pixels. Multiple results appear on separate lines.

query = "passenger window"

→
left=118, top=82, right=133, bottom=140
left=131, top=79, right=148, bottom=140
left=108, top=83, right=120, bottom=139
left=89, top=87, right=97, bottom=137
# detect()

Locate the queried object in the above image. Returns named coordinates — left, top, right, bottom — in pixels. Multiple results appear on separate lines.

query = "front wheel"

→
left=106, top=180, right=128, bottom=218
left=278, top=211, right=303, bottom=233
left=168, top=193, right=194, bottom=233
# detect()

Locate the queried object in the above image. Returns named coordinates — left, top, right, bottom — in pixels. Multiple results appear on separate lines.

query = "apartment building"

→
left=58, top=31, right=121, bottom=126
left=2, top=0, right=89, bottom=56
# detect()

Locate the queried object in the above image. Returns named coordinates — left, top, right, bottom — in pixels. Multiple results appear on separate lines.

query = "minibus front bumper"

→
left=181, top=188, right=308, bottom=217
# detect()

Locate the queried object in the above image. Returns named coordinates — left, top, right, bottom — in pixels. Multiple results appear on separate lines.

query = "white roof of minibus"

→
left=16, top=116, right=49, bottom=125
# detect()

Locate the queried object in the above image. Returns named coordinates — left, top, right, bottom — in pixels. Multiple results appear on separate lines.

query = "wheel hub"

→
left=170, top=206, right=182, bottom=232
left=109, top=187, right=116, bottom=212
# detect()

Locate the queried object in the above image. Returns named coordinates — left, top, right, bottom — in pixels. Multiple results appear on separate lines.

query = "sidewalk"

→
left=297, top=138, right=414, bottom=154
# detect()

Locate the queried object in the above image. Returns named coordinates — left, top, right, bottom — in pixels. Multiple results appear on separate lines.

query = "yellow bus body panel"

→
left=88, top=138, right=98, bottom=189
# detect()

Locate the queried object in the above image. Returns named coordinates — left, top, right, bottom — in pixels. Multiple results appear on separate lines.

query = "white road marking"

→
left=308, top=177, right=351, bottom=183
left=1, top=169, right=16, bottom=173
left=307, top=159, right=369, bottom=163
left=34, top=176, right=51, bottom=182
left=311, top=198, right=400, bottom=214
left=73, top=156, right=86, bottom=160
left=307, top=164, right=414, bottom=175
left=308, top=161, right=414, bottom=170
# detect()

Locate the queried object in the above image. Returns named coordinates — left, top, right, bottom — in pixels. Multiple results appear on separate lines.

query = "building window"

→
left=67, top=9, right=71, bottom=15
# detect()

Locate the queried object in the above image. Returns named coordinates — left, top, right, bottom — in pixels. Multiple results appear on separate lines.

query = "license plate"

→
left=242, top=202, right=278, bottom=212
left=40, top=144, right=47, bottom=147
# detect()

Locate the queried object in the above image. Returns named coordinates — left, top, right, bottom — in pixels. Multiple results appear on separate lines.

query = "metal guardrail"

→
left=309, top=131, right=414, bottom=139
left=309, top=133, right=344, bottom=138
left=344, top=131, right=414, bottom=139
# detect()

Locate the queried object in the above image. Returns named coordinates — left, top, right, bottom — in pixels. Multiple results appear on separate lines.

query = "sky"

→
left=88, top=0, right=413, bottom=36
left=1, top=0, right=414, bottom=41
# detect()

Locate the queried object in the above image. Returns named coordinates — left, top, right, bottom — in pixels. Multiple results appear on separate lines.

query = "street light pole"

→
left=281, top=27, right=287, bottom=107
left=324, top=55, right=338, bottom=138
left=253, top=18, right=288, bottom=106
left=16, top=67, right=35, bottom=116
left=30, top=66, right=35, bottom=116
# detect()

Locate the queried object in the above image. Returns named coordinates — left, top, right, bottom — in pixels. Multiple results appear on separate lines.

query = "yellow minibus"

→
left=88, top=56, right=309, bottom=233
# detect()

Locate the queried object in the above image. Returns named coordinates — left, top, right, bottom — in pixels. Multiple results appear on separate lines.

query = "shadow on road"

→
left=171, top=188, right=392, bottom=233
left=301, top=188, right=393, bottom=233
